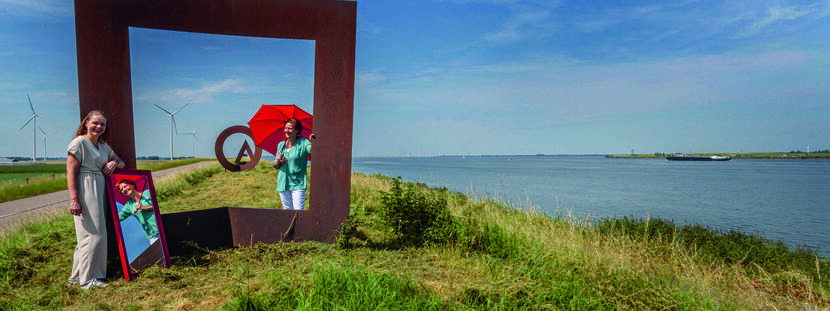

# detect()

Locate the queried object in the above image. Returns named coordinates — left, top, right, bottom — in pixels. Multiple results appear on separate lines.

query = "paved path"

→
left=0, top=161, right=218, bottom=235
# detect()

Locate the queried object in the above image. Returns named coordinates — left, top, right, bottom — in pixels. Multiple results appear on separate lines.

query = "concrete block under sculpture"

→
left=74, top=0, right=356, bottom=247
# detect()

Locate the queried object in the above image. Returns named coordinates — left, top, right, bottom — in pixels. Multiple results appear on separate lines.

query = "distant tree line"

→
left=789, top=149, right=830, bottom=153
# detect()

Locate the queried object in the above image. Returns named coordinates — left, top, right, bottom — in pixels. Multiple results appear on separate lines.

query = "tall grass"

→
left=225, top=262, right=447, bottom=311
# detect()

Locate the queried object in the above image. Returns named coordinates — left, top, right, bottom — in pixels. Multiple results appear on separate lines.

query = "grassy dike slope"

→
left=1, top=162, right=828, bottom=310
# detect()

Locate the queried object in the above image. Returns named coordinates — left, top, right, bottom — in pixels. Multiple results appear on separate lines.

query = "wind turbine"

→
left=154, top=103, right=189, bottom=160
left=180, top=130, right=198, bottom=158
left=19, top=94, right=42, bottom=162
left=39, top=127, right=47, bottom=161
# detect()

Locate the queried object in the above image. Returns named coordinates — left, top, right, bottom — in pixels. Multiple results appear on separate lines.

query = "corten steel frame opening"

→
left=74, top=0, right=356, bottom=245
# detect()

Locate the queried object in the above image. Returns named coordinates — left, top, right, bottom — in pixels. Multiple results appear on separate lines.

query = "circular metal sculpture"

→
left=214, top=125, right=263, bottom=172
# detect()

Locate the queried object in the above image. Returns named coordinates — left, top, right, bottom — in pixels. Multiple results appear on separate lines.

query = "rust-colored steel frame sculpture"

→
left=74, top=0, right=355, bottom=244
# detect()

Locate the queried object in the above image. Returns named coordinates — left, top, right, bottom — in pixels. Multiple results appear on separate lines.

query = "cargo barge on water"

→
left=666, top=154, right=732, bottom=161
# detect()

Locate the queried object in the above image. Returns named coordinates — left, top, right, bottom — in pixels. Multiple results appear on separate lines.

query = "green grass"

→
left=0, top=158, right=213, bottom=203
left=0, top=173, right=63, bottom=184
left=1, top=162, right=828, bottom=309
left=135, top=158, right=212, bottom=171
left=0, top=163, right=66, bottom=174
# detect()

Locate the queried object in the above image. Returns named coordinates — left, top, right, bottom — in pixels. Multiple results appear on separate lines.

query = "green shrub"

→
left=378, top=178, right=460, bottom=247
left=458, top=203, right=524, bottom=259
left=337, top=214, right=372, bottom=249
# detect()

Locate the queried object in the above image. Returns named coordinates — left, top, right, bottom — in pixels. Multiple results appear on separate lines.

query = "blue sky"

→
left=2, top=0, right=829, bottom=158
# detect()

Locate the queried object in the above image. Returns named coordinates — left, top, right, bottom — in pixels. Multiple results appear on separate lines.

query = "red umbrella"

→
left=248, top=105, right=313, bottom=155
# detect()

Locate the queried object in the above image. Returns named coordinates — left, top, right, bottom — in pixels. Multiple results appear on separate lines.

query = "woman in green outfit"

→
left=273, top=118, right=314, bottom=210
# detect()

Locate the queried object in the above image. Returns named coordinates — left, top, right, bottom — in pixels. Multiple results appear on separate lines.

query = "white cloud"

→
left=743, top=5, right=813, bottom=36
left=357, top=17, right=382, bottom=35
left=136, top=78, right=254, bottom=105
left=472, top=64, right=542, bottom=73
left=357, top=73, right=387, bottom=86
left=482, top=2, right=557, bottom=44
left=734, top=1, right=830, bottom=38
left=485, top=24, right=523, bottom=43
left=0, top=0, right=73, bottom=19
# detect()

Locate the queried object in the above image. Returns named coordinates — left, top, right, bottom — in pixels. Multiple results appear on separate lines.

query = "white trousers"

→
left=279, top=189, right=306, bottom=210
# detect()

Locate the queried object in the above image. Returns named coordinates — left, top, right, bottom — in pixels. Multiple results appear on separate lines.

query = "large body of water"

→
left=352, top=155, right=829, bottom=258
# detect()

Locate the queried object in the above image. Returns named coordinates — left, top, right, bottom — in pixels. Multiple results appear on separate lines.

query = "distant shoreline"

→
left=605, top=152, right=830, bottom=159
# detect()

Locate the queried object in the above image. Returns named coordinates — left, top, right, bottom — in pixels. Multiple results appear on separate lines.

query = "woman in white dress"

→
left=66, top=110, right=124, bottom=289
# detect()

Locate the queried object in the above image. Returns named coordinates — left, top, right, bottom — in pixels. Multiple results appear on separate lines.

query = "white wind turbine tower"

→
left=19, top=94, right=43, bottom=162
left=39, top=127, right=47, bottom=161
left=181, top=130, right=198, bottom=158
left=154, top=103, right=189, bottom=160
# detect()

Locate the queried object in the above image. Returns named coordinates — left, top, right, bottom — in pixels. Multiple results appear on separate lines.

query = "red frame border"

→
left=105, top=168, right=170, bottom=280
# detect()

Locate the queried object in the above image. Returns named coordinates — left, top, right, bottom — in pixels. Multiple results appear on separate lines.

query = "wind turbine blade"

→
left=181, top=131, right=199, bottom=141
left=154, top=104, right=173, bottom=115
left=172, top=102, right=190, bottom=115
left=172, top=117, right=178, bottom=134
left=38, top=127, right=47, bottom=136
left=27, top=93, right=35, bottom=114
left=19, top=115, right=35, bottom=130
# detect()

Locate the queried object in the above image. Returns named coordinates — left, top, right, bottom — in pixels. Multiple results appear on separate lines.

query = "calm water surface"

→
left=352, top=155, right=830, bottom=258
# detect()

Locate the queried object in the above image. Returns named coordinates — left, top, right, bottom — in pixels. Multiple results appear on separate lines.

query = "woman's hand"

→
left=69, top=198, right=82, bottom=216
left=102, top=160, right=118, bottom=176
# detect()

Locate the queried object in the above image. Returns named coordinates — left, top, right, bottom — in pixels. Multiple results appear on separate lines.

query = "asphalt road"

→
left=0, top=161, right=218, bottom=235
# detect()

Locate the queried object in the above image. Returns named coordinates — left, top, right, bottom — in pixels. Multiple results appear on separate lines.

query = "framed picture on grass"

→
left=105, top=168, right=170, bottom=280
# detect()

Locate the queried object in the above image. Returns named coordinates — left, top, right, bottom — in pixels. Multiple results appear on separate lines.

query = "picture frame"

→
left=105, top=168, right=171, bottom=280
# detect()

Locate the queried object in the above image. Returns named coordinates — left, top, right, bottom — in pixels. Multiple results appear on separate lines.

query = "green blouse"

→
left=275, top=136, right=311, bottom=192
left=118, top=190, right=159, bottom=240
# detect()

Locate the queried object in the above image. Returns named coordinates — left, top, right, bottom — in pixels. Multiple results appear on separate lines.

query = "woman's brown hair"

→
left=116, top=178, right=137, bottom=189
left=285, top=118, right=303, bottom=135
left=74, top=110, right=109, bottom=143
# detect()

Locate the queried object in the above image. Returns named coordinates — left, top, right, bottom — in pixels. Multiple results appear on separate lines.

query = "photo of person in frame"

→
left=109, top=173, right=162, bottom=266
left=116, top=178, right=159, bottom=244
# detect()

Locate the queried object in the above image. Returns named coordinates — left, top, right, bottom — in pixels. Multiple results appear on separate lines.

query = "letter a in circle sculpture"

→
left=214, top=125, right=262, bottom=172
